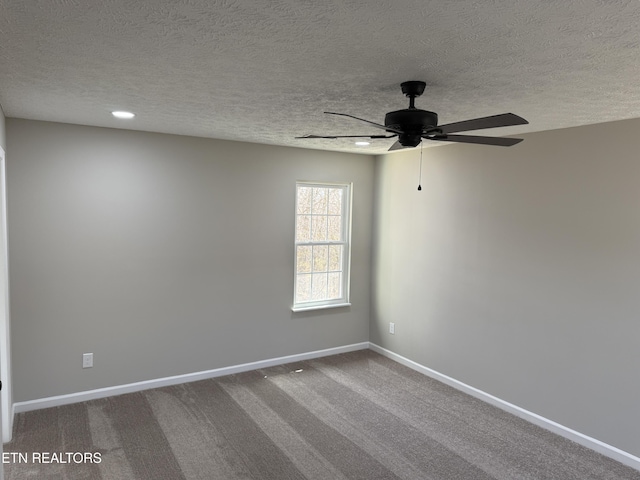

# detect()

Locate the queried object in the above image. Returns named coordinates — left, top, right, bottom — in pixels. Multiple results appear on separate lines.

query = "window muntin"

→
left=294, top=182, right=351, bottom=310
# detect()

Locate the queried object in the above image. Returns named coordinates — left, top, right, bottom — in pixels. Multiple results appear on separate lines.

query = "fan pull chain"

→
left=417, top=141, right=423, bottom=191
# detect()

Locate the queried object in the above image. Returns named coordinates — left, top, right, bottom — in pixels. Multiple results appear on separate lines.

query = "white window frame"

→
left=292, top=181, right=352, bottom=312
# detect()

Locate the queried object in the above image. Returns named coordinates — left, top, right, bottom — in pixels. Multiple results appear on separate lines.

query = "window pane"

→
left=311, top=273, right=328, bottom=300
left=312, top=188, right=328, bottom=215
left=294, top=182, right=351, bottom=309
left=329, top=245, right=342, bottom=272
left=296, top=246, right=312, bottom=273
left=311, top=215, right=328, bottom=241
left=296, top=215, right=311, bottom=242
left=297, top=186, right=312, bottom=214
left=296, top=274, right=311, bottom=303
left=327, top=215, right=341, bottom=241
left=312, top=245, right=328, bottom=272
left=328, top=188, right=343, bottom=215
left=328, top=272, right=342, bottom=299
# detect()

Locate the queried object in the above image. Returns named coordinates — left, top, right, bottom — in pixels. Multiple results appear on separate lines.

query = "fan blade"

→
left=325, top=112, right=405, bottom=135
left=438, top=113, right=528, bottom=134
left=296, top=134, right=396, bottom=139
left=427, top=134, right=523, bottom=146
left=388, top=141, right=411, bottom=151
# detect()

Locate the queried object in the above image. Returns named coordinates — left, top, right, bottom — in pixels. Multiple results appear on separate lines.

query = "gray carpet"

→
left=4, top=350, right=640, bottom=479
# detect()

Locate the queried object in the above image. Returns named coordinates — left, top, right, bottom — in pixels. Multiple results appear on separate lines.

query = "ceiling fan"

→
left=297, top=81, right=528, bottom=150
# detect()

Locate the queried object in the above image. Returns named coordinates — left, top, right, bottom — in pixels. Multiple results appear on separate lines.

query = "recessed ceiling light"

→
left=355, top=141, right=370, bottom=146
left=111, top=111, right=135, bottom=119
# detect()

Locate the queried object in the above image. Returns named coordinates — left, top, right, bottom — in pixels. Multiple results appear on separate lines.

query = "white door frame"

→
left=0, top=145, right=12, bottom=444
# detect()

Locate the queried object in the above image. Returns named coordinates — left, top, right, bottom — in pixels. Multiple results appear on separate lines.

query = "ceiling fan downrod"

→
left=401, top=81, right=426, bottom=109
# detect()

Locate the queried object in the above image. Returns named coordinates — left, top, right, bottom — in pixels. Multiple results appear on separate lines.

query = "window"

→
left=293, top=182, right=352, bottom=311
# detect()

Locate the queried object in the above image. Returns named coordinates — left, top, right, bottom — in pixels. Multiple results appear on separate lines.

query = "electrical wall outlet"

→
left=389, top=322, right=395, bottom=334
left=82, top=353, right=93, bottom=368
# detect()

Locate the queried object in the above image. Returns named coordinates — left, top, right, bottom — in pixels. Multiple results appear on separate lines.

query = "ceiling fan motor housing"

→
left=385, top=109, right=438, bottom=147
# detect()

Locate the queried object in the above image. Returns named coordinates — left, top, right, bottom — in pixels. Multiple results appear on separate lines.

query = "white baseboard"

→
left=12, top=342, right=369, bottom=414
left=369, top=343, right=640, bottom=472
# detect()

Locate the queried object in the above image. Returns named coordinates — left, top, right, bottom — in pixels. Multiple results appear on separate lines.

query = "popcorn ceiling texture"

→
left=1, top=0, right=640, bottom=154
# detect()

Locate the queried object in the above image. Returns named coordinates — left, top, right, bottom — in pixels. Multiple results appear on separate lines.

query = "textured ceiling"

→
left=1, top=0, right=640, bottom=154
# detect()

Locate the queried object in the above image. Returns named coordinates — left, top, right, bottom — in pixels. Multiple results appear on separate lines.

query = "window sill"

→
left=292, top=302, right=351, bottom=313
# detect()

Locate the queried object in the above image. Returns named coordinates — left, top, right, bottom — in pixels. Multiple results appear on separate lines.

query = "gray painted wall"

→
left=6, top=119, right=374, bottom=402
left=371, top=117, right=640, bottom=458
left=8, top=114, right=640, bottom=459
